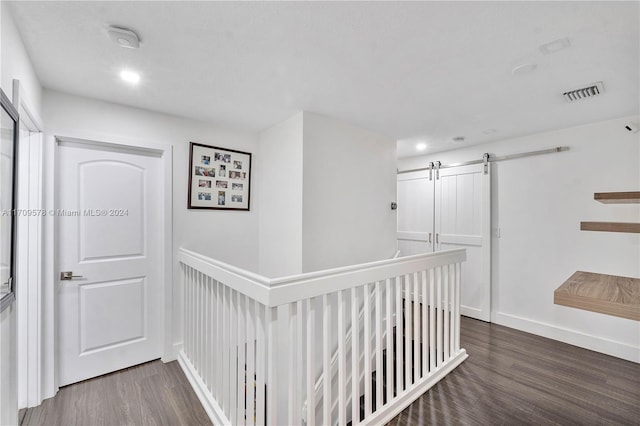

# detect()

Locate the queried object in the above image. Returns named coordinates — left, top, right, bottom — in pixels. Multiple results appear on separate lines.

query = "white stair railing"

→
left=178, top=247, right=467, bottom=426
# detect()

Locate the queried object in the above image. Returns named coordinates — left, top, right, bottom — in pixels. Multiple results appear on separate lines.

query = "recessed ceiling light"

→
left=416, top=142, right=427, bottom=151
left=539, top=37, right=571, bottom=55
left=512, top=63, right=537, bottom=75
left=120, top=70, right=140, bottom=84
left=482, top=129, right=497, bottom=135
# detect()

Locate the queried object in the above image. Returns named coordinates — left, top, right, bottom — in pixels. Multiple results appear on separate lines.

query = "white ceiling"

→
left=7, top=1, right=639, bottom=157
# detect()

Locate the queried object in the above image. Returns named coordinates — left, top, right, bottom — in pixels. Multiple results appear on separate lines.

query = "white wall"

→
left=1, top=5, right=42, bottom=117
left=42, top=89, right=260, bottom=366
left=399, top=116, right=640, bottom=361
left=1, top=4, right=43, bottom=422
left=302, top=112, right=397, bottom=272
left=258, top=113, right=303, bottom=277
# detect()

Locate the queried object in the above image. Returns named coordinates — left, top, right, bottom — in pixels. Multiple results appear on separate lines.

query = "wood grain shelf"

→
left=594, top=191, right=640, bottom=204
left=554, top=271, right=640, bottom=321
left=580, top=221, right=640, bottom=233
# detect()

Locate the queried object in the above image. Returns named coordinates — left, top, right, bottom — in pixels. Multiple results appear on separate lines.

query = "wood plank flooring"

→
left=387, top=316, right=640, bottom=425
left=20, top=360, right=212, bottom=426
left=20, top=319, right=640, bottom=426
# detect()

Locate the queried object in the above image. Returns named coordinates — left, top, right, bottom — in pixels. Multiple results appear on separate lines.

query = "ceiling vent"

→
left=563, top=82, right=604, bottom=102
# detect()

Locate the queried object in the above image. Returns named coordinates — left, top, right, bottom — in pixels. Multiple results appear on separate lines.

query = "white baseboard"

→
left=492, top=312, right=640, bottom=363
left=177, top=351, right=230, bottom=425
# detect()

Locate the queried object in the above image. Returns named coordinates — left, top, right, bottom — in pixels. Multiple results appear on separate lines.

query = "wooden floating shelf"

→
left=554, top=271, right=640, bottom=321
left=594, top=191, right=640, bottom=204
left=580, top=222, right=640, bottom=233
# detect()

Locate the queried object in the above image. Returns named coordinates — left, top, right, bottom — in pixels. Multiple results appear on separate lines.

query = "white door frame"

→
left=38, top=133, right=173, bottom=402
left=13, top=80, right=45, bottom=409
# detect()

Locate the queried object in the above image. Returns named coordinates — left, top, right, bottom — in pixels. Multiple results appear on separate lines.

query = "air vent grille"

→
left=563, top=82, right=604, bottom=102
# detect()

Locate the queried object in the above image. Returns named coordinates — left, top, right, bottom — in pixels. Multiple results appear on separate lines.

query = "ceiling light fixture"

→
left=108, top=26, right=141, bottom=49
left=416, top=142, right=427, bottom=151
left=539, top=37, right=571, bottom=55
left=120, top=70, right=141, bottom=84
left=512, top=63, right=537, bottom=75
left=452, top=136, right=465, bottom=143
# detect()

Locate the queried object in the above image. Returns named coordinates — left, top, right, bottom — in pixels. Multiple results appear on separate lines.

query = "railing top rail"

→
left=178, top=247, right=466, bottom=307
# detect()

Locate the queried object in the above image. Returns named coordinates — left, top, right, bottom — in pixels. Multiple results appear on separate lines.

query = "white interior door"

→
left=57, top=139, right=163, bottom=386
left=397, top=170, right=434, bottom=255
left=435, top=163, right=491, bottom=321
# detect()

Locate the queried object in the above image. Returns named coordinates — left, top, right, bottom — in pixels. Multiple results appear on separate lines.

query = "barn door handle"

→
left=428, top=233, right=432, bottom=244
left=436, top=233, right=440, bottom=244
left=60, top=271, right=84, bottom=280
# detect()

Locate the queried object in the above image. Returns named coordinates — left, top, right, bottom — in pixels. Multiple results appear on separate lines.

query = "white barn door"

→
left=435, top=163, right=491, bottom=321
left=57, top=138, right=163, bottom=386
left=397, top=170, right=434, bottom=255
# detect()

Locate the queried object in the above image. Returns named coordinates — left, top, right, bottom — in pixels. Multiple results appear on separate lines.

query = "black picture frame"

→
left=0, top=88, right=19, bottom=312
left=187, top=142, right=252, bottom=211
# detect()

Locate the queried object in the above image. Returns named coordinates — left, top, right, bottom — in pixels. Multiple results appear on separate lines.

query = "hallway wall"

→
left=42, top=89, right=260, bottom=368
left=398, top=115, right=640, bottom=362
left=1, top=3, right=44, bottom=421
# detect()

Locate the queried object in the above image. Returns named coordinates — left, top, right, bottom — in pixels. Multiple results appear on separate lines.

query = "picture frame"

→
left=0, top=88, right=19, bottom=312
left=188, top=142, right=252, bottom=211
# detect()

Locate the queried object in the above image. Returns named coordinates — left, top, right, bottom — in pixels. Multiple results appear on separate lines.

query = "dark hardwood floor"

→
left=19, top=319, right=639, bottom=426
left=20, top=360, right=212, bottom=426
left=388, top=316, right=640, bottom=426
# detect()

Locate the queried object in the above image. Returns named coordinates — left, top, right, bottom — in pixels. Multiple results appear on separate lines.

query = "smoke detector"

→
left=108, top=26, right=140, bottom=49
left=563, top=82, right=604, bottom=102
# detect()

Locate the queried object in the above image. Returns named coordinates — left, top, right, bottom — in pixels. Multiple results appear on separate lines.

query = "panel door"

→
left=397, top=170, right=435, bottom=255
left=57, top=139, right=162, bottom=386
left=435, top=163, right=491, bottom=321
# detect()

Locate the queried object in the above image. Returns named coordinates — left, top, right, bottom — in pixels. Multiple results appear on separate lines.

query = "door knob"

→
left=60, top=271, right=84, bottom=280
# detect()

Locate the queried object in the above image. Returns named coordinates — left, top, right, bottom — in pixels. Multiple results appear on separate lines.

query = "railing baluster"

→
left=255, top=301, right=266, bottom=426
left=455, top=262, right=461, bottom=353
left=195, top=271, right=201, bottom=374
left=338, top=290, right=347, bottom=425
left=421, top=270, right=427, bottom=378
left=288, top=302, right=297, bottom=426
left=375, top=281, right=383, bottom=412
left=404, top=274, right=411, bottom=388
left=385, top=278, right=393, bottom=405
left=296, top=302, right=303, bottom=426
left=216, top=281, right=222, bottom=403
left=395, top=275, right=403, bottom=393
left=449, top=264, right=455, bottom=358
left=364, top=283, right=372, bottom=418
left=204, top=276, right=210, bottom=390
left=429, top=268, right=435, bottom=373
left=436, top=266, right=443, bottom=367
left=183, top=266, right=189, bottom=360
left=444, top=265, right=450, bottom=362
left=237, top=293, right=246, bottom=425
left=351, top=288, right=360, bottom=426
left=413, top=272, right=420, bottom=383
left=229, top=290, right=238, bottom=425
left=306, top=298, right=316, bottom=426
left=246, top=293, right=255, bottom=426
left=266, top=306, right=278, bottom=425
left=222, top=286, right=230, bottom=415
left=189, top=267, right=194, bottom=362
left=322, top=295, right=331, bottom=424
